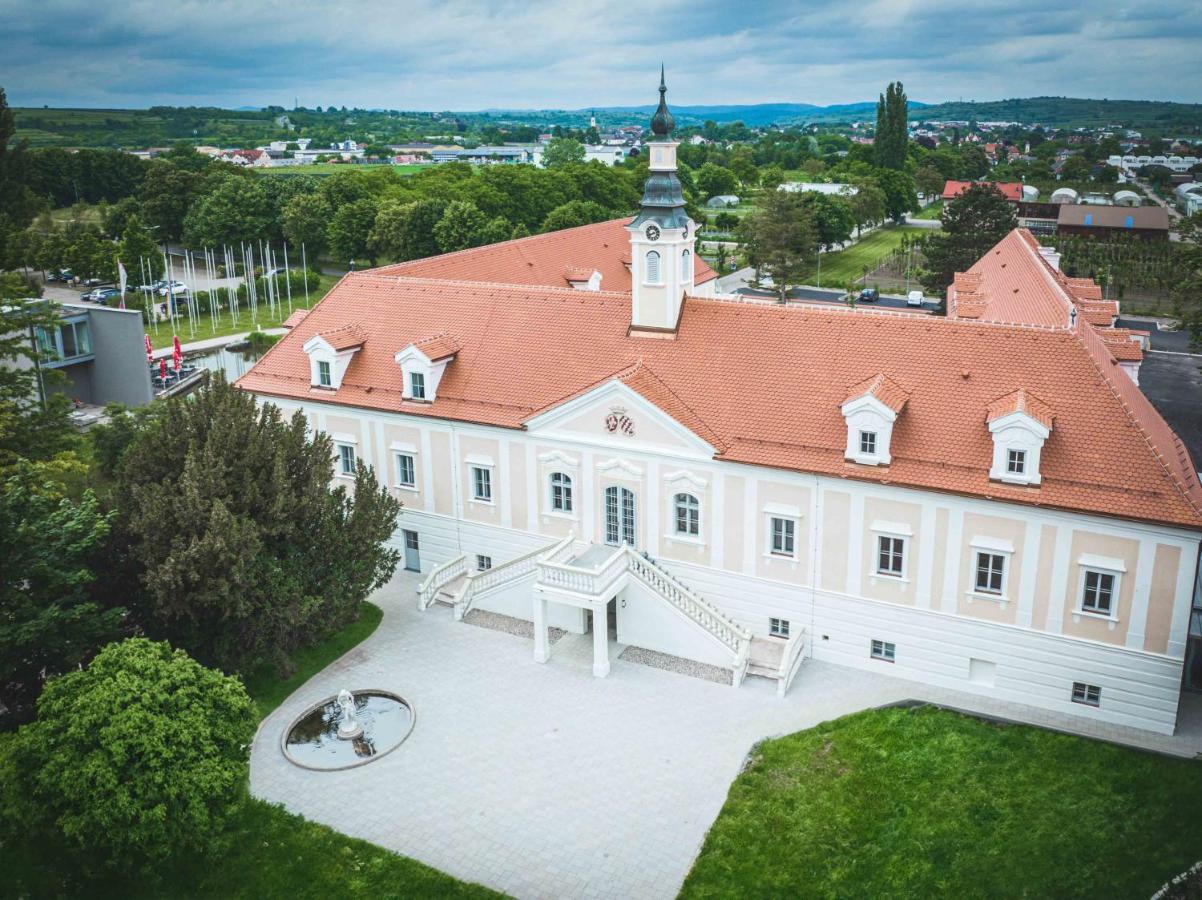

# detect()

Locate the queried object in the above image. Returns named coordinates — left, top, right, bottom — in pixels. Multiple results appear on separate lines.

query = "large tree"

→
left=119, top=214, right=164, bottom=281
left=695, top=163, right=739, bottom=200
left=738, top=190, right=816, bottom=302
left=107, top=378, right=401, bottom=674
left=874, top=82, right=909, bottom=171
left=875, top=168, right=918, bottom=222
left=182, top=174, right=275, bottom=248
left=0, top=87, right=39, bottom=232
left=848, top=180, right=887, bottom=236
left=921, top=182, right=1017, bottom=306
left=137, top=161, right=200, bottom=242
left=326, top=196, right=379, bottom=265
left=0, top=460, right=125, bottom=727
left=434, top=199, right=491, bottom=253
left=542, top=136, right=586, bottom=168
left=6, top=637, right=255, bottom=873
left=281, top=191, right=332, bottom=258
left=541, top=199, right=609, bottom=233
left=369, top=197, right=447, bottom=261
left=0, top=297, right=77, bottom=466
left=796, top=192, right=855, bottom=251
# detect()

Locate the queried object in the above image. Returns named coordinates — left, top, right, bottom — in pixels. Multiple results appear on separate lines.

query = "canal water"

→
left=186, top=344, right=265, bottom=382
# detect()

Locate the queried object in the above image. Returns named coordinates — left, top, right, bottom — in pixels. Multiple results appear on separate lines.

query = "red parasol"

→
left=159, top=358, right=167, bottom=380
left=144, top=334, right=153, bottom=363
left=172, top=335, right=182, bottom=372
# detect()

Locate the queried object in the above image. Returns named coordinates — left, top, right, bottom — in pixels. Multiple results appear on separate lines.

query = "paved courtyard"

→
left=250, top=570, right=1202, bottom=900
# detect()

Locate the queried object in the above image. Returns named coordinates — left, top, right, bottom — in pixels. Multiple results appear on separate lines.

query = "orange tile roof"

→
left=282, top=308, right=310, bottom=329
left=846, top=373, right=909, bottom=413
left=316, top=322, right=369, bottom=351
left=986, top=389, right=1054, bottom=429
left=942, top=180, right=1024, bottom=202
left=372, top=218, right=716, bottom=291
left=412, top=333, right=460, bottom=361
left=238, top=274, right=1202, bottom=529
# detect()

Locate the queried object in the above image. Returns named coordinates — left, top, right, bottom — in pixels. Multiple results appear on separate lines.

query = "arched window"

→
left=674, top=492, right=699, bottom=536
left=550, top=472, right=573, bottom=513
left=681, top=248, right=691, bottom=281
left=645, top=250, right=661, bottom=284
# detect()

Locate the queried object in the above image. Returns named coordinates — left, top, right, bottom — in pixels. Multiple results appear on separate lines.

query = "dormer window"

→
left=303, top=324, right=367, bottom=390
left=986, top=390, right=1053, bottom=486
left=841, top=374, right=908, bottom=466
left=395, top=334, right=459, bottom=404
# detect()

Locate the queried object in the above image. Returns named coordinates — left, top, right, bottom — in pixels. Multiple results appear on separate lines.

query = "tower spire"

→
left=650, top=64, right=675, bottom=137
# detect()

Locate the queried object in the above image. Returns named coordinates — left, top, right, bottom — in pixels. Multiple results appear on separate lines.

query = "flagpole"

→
left=283, top=242, right=293, bottom=315
left=301, top=243, right=309, bottom=307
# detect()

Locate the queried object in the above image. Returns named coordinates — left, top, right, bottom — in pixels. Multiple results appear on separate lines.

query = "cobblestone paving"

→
left=251, top=570, right=1202, bottom=900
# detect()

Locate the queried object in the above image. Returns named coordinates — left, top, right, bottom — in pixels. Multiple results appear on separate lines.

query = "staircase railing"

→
left=776, top=627, right=807, bottom=698
left=536, top=543, right=627, bottom=598
left=624, top=548, right=751, bottom=656
left=416, top=554, right=467, bottom=610
left=454, top=534, right=571, bottom=621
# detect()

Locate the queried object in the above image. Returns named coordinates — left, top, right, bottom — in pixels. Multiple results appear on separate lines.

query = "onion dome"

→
left=650, top=65, right=675, bottom=138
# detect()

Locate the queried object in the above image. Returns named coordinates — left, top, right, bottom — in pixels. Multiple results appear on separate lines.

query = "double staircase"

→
left=418, top=535, right=806, bottom=695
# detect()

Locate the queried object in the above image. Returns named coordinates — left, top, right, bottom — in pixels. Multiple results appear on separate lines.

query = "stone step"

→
left=746, top=663, right=781, bottom=679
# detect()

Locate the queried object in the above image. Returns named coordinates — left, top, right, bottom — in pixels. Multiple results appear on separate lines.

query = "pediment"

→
left=524, top=380, right=716, bottom=460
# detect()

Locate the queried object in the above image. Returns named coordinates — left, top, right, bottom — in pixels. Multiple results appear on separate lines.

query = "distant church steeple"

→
left=628, top=67, right=695, bottom=334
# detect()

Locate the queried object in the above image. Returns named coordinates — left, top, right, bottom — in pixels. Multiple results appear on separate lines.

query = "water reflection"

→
left=187, top=345, right=263, bottom=382
left=284, top=692, right=413, bottom=770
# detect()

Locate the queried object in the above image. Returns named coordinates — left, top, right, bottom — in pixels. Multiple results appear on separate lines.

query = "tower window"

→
left=645, top=250, right=661, bottom=284
left=681, top=248, right=691, bottom=280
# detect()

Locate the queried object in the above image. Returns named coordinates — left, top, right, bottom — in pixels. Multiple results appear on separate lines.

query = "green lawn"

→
left=140, top=273, right=342, bottom=349
left=681, top=705, right=1202, bottom=899
left=913, top=199, right=944, bottom=220
left=799, top=224, right=931, bottom=287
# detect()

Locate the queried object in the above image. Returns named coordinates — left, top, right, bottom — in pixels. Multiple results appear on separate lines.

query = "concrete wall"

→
left=65, top=303, right=153, bottom=407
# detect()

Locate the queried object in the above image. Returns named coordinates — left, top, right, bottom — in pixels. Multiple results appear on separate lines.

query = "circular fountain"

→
left=282, top=689, right=414, bottom=771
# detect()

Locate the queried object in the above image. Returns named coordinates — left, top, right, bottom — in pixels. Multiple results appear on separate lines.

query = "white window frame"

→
left=876, top=534, right=906, bottom=578
left=859, top=430, right=877, bottom=456
left=470, top=465, right=493, bottom=503
left=549, top=471, right=573, bottom=515
left=673, top=492, right=700, bottom=537
left=395, top=452, right=416, bottom=489
left=769, top=617, right=790, bottom=638
left=1073, top=555, right=1125, bottom=626
left=476, top=554, right=492, bottom=571
left=1071, top=681, right=1101, bottom=707
left=1006, top=448, right=1026, bottom=475
left=317, top=359, right=332, bottom=387
left=769, top=516, right=797, bottom=558
left=973, top=550, right=1007, bottom=597
left=967, top=537, right=1014, bottom=605
left=335, top=442, right=356, bottom=478
left=410, top=370, right=426, bottom=401
left=871, top=639, right=896, bottom=662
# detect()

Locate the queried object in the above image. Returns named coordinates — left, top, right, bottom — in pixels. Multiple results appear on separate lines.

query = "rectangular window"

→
left=1071, top=682, right=1101, bottom=707
left=770, top=517, right=795, bottom=556
left=336, top=443, right=356, bottom=476
left=60, top=322, right=78, bottom=358
left=1081, top=570, right=1115, bottom=615
left=1006, top=448, right=1026, bottom=474
left=876, top=535, right=905, bottom=577
left=974, top=552, right=1006, bottom=595
left=476, top=554, right=492, bottom=571
left=70, top=321, right=91, bottom=356
left=859, top=430, right=877, bottom=455
left=395, top=453, right=415, bottom=487
left=471, top=466, right=492, bottom=502
left=410, top=371, right=425, bottom=400
left=871, top=639, right=896, bottom=662
left=317, top=360, right=332, bottom=387
left=769, top=617, right=790, bottom=638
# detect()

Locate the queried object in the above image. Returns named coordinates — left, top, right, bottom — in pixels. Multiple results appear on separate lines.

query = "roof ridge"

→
left=618, top=359, right=729, bottom=452
left=349, top=272, right=634, bottom=301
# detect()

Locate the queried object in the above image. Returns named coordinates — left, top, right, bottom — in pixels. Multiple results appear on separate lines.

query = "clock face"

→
left=645, top=225, right=660, bottom=241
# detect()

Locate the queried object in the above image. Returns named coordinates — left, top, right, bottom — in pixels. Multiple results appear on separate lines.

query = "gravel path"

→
left=464, top=608, right=567, bottom=643
left=619, top=645, right=733, bottom=686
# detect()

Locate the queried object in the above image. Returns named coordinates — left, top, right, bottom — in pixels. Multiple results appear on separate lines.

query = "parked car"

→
left=907, top=290, right=925, bottom=307
left=82, top=284, right=116, bottom=300
left=158, top=280, right=189, bottom=297
left=88, top=288, right=122, bottom=304
left=858, top=288, right=879, bottom=303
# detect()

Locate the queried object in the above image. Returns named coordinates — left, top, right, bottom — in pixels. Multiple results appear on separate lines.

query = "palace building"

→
left=238, top=75, right=1202, bottom=736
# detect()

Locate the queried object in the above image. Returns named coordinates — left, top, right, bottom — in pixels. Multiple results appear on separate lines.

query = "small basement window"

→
left=1071, top=682, right=1101, bottom=707
left=476, top=554, right=492, bottom=571
left=871, top=639, right=895, bottom=662
left=769, top=618, right=790, bottom=638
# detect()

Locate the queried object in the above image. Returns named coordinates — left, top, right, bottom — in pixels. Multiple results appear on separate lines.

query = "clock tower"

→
left=628, top=67, right=695, bottom=334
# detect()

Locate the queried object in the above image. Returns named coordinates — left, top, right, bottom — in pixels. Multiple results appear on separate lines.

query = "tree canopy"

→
left=739, top=190, right=816, bottom=302
left=921, top=182, right=1017, bottom=305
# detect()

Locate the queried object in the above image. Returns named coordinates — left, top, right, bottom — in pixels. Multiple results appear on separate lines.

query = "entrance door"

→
left=402, top=530, right=420, bottom=572
left=604, top=486, right=636, bottom=547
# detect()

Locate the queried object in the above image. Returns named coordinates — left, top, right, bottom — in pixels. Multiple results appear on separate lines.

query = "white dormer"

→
left=565, top=267, right=603, bottom=291
left=841, top=374, right=909, bottom=466
left=986, top=389, right=1053, bottom=486
left=394, top=334, right=459, bottom=403
left=302, top=324, right=367, bottom=390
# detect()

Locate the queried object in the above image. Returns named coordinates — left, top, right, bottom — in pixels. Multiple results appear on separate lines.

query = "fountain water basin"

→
left=282, top=689, right=414, bottom=771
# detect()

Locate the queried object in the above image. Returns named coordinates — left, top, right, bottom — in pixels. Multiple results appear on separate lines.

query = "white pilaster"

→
left=525, top=441, right=538, bottom=531
left=646, top=459, right=660, bottom=556
left=1044, top=525, right=1073, bottom=633
left=1015, top=522, right=1042, bottom=628
left=533, top=595, right=549, bottom=663
left=581, top=452, right=595, bottom=544
left=847, top=492, right=865, bottom=598
left=916, top=504, right=937, bottom=609
left=940, top=508, right=963, bottom=613
left=420, top=427, right=434, bottom=512
left=1167, top=545, right=1198, bottom=658
left=742, top=478, right=756, bottom=575
left=1125, top=539, right=1157, bottom=650
left=499, top=439, right=512, bottom=529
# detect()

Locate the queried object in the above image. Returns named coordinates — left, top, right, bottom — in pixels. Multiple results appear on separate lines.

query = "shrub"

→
left=6, top=637, right=256, bottom=874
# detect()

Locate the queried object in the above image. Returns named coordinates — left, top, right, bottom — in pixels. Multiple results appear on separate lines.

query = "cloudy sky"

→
left=2, top=0, right=1199, bottom=110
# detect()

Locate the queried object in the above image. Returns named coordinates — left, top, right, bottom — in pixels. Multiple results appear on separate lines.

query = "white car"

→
left=906, top=290, right=925, bottom=307
left=158, top=281, right=189, bottom=297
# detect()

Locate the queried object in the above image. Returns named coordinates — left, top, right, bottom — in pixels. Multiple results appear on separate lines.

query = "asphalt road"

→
left=1137, top=350, right=1202, bottom=468
left=1116, top=317, right=1192, bottom=353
